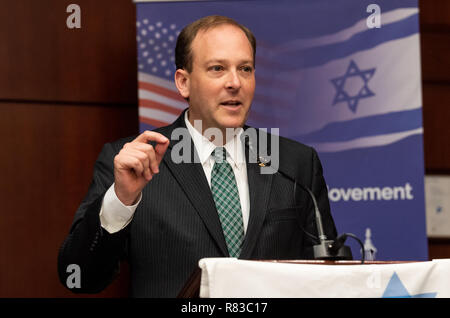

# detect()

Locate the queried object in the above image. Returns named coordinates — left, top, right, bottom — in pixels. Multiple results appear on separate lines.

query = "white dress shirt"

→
left=99, top=111, right=250, bottom=234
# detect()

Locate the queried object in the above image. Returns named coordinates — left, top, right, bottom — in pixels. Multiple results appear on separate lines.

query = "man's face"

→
left=176, top=24, right=255, bottom=135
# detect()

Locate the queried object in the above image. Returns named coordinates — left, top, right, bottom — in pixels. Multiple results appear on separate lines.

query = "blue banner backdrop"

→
left=135, top=0, right=427, bottom=260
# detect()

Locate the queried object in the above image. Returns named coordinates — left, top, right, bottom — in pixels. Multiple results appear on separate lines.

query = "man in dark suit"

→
left=58, top=15, right=337, bottom=297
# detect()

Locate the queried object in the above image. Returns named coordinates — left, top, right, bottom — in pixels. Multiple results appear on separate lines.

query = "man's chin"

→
left=218, top=118, right=246, bottom=130
left=218, top=109, right=249, bottom=127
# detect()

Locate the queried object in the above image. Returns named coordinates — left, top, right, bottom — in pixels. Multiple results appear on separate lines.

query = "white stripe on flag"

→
left=138, top=72, right=178, bottom=91
left=310, top=127, right=423, bottom=153
left=139, top=107, right=178, bottom=124
left=138, top=89, right=187, bottom=110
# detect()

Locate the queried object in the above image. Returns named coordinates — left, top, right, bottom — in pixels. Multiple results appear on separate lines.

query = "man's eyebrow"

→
left=204, top=59, right=227, bottom=65
left=204, top=59, right=254, bottom=65
left=239, top=60, right=254, bottom=65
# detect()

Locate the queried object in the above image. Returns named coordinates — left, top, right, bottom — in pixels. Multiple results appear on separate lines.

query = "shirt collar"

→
left=184, top=110, right=246, bottom=170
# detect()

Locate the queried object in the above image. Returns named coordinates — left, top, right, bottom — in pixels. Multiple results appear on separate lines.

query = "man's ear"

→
left=174, top=69, right=190, bottom=99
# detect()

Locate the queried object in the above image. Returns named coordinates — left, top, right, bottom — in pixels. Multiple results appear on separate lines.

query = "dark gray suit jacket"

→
left=58, top=110, right=337, bottom=297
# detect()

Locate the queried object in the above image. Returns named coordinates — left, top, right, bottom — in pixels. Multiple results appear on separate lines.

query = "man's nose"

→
left=225, top=70, right=241, bottom=90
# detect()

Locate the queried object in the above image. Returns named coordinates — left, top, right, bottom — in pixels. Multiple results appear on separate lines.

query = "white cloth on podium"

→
left=198, top=258, right=450, bottom=298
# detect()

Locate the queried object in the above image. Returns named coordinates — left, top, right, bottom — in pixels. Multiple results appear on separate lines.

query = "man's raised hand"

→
left=113, top=131, right=170, bottom=205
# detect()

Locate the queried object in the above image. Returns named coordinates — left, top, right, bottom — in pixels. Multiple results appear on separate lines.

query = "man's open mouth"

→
left=220, top=100, right=242, bottom=106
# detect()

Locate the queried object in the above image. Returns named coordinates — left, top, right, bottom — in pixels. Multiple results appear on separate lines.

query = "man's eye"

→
left=241, top=66, right=253, bottom=73
left=210, top=65, right=223, bottom=72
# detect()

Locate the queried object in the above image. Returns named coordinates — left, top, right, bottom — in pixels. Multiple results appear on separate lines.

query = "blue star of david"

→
left=382, top=272, right=437, bottom=298
left=330, top=60, right=376, bottom=113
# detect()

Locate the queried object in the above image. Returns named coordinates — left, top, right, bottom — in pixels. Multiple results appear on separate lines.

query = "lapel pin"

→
left=258, top=156, right=270, bottom=167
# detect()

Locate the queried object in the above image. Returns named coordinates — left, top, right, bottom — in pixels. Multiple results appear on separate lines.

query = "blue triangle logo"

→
left=382, top=272, right=437, bottom=298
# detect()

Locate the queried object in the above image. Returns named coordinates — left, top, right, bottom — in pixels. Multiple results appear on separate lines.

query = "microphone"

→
left=242, top=134, right=357, bottom=261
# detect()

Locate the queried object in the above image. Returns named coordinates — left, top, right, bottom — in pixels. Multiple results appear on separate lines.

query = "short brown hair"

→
left=175, top=15, right=256, bottom=72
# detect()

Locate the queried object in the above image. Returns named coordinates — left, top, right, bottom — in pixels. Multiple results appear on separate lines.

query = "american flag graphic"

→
left=137, top=19, right=187, bottom=128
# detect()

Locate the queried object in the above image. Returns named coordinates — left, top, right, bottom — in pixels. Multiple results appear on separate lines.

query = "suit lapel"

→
left=160, top=112, right=229, bottom=256
left=239, top=141, right=273, bottom=259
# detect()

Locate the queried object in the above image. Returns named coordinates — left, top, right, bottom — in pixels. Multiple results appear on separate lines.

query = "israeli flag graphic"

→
left=278, top=7, right=423, bottom=154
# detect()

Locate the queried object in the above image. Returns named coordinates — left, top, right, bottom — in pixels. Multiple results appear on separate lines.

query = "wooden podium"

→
left=177, top=259, right=412, bottom=298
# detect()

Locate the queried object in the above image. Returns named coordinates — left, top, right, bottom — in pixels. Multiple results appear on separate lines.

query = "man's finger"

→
left=126, top=149, right=150, bottom=175
left=131, top=143, right=159, bottom=174
left=155, top=139, right=170, bottom=163
left=144, top=167, right=152, bottom=181
left=133, top=130, right=169, bottom=145
left=126, top=156, right=145, bottom=176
